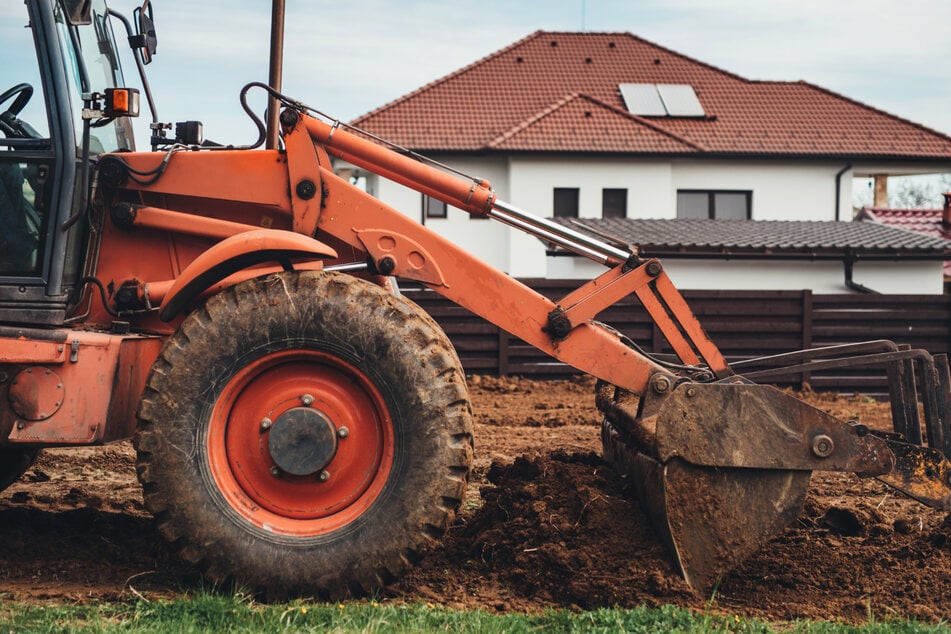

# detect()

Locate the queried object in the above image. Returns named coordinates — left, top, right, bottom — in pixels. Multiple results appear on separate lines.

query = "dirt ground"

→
left=1, top=375, right=948, bottom=624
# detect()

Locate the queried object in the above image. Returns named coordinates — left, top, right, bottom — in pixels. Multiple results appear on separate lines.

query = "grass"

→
left=0, top=592, right=946, bottom=634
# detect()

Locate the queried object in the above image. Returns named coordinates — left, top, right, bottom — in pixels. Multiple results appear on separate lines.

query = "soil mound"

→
left=392, top=450, right=696, bottom=611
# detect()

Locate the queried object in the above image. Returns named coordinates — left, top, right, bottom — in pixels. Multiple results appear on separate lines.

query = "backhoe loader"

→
left=1, top=0, right=948, bottom=596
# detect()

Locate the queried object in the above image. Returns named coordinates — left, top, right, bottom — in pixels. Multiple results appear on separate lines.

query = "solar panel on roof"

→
left=619, top=83, right=705, bottom=118
left=618, top=83, right=666, bottom=116
left=656, top=84, right=705, bottom=117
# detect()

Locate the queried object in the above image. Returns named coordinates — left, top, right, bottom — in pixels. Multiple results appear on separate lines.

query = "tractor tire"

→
left=0, top=448, right=37, bottom=493
left=135, top=271, right=473, bottom=597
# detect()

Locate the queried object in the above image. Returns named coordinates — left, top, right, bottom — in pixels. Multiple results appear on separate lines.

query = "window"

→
left=53, top=0, right=133, bottom=152
left=553, top=188, right=579, bottom=218
left=0, top=3, right=54, bottom=276
left=422, top=195, right=447, bottom=219
left=677, top=190, right=751, bottom=220
left=602, top=188, right=627, bottom=218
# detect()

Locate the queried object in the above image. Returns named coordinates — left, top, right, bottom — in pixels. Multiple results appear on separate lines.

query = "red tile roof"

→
left=856, top=207, right=951, bottom=276
left=352, top=31, right=951, bottom=159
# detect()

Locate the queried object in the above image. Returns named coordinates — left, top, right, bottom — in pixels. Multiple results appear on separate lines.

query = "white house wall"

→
left=549, top=257, right=945, bottom=294
left=361, top=153, right=946, bottom=291
left=671, top=160, right=852, bottom=221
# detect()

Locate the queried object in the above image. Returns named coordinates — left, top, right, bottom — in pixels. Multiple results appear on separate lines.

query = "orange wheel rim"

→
left=206, top=349, right=395, bottom=536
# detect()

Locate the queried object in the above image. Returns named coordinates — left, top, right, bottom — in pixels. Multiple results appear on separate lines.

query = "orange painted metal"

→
left=558, top=261, right=655, bottom=328
left=206, top=349, right=394, bottom=534
left=130, top=205, right=259, bottom=240
left=109, top=149, right=293, bottom=208
left=653, top=273, right=731, bottom=377
left=3, top=331, right=163, bottom=446
left=0, top=338, right=68, bottom=364
left=354, top=229, right=446, bottom=287
left=282, top=113, right=328, bottom=237
left=158, top=229, right=337, bottom=321
left=8, top=367, right=65, bottom=421
left=634, top=285, right=702, bottom=366
left=141, top=260, right=327, bottom=308
left=313, top=165, right=669, bottom=394
left=299, top=113, right=497, bottom=217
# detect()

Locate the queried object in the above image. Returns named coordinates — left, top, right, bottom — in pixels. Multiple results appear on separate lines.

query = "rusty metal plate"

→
left=652, top=383, right=893, bottom=476
left=8, top=367, right=64, bottom=421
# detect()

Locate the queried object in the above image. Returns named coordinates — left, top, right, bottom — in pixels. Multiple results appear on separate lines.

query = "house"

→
left=348, top=30, right=951, bottom=284
left=855, top=192, right=951, bottom=284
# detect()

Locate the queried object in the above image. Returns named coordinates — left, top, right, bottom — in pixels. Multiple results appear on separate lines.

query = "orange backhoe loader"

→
left=1, top=0, right=948, bottom=595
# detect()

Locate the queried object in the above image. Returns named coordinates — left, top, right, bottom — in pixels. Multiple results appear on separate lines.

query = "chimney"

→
left=943, top=192, right=951, bottom=227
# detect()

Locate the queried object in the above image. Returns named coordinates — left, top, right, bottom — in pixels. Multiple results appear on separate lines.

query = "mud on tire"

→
left=135, top=271, right=473, bottom=596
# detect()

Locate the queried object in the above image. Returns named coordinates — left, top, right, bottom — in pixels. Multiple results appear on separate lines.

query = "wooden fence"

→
left=401, top=280, right=951, bottom=393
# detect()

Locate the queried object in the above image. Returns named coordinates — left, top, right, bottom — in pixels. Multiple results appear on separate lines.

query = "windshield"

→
left=54, top=0, right=134, bottom=153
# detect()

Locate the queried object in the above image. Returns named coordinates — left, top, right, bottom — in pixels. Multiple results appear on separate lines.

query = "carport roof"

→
left=551, top=218, right=951, bottom=259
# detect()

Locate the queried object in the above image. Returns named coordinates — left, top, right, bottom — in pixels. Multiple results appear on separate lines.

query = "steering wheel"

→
left=0, top=83, right=35, bottom=138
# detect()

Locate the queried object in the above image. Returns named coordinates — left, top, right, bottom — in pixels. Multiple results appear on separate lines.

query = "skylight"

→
left=619, top=83, right=705, bottom=117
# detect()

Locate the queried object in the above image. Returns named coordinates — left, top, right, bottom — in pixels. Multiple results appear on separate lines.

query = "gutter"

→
left=834, top=162, right=852, bottom=221
left=844, top=253, right=879, bottom=294
left=546, top=249, right=950, bottom=262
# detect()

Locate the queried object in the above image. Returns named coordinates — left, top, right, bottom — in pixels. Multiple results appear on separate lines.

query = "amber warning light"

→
left=104, top=88, right=141, bottom=118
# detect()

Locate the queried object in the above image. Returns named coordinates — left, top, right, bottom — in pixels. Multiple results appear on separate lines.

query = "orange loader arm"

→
left=100, top=107, right=730, bottom=396
left=293, top=109, right=732, bottom=395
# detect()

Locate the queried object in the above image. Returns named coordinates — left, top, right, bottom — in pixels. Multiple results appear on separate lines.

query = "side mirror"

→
left=132, top=1, right=157, bottom=65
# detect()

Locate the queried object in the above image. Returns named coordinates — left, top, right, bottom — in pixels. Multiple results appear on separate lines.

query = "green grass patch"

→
left=0, top=591, right=945, bottom=633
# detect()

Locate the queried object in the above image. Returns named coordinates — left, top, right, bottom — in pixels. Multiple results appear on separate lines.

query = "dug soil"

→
left=1, top=376, right=948, bottom=623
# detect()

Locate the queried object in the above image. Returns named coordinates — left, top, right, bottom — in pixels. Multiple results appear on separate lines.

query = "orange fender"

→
left=158, top=229, right=337, bottom=321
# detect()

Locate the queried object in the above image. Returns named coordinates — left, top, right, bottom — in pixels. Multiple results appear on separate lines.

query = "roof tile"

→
left=555, top=218, right=951, bottom=258
left=352, top=31, right=951, bottom=159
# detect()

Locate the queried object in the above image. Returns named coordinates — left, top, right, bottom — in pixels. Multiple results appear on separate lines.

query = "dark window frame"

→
left=676, top=189, right=752, bottom=220
left=421, top=195, right=447, bottom=220
left=602, top=188, right=627, bottom=218
left=553, top=187, right=579, bottom=218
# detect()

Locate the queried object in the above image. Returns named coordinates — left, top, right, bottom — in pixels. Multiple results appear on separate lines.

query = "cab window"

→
left=53, top=0, right=134, bottom=153
left=0, top=2, right=53, bottom=275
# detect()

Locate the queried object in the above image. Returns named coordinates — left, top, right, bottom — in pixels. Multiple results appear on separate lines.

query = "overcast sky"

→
left=106, top=0, right=951, bottom=149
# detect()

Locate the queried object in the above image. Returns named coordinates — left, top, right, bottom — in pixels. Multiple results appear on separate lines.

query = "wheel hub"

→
left=267, top=406, right=338, bottom=476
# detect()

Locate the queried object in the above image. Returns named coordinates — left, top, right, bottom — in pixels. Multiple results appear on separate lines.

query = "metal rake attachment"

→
left=732, top=340, right=951, bottom=460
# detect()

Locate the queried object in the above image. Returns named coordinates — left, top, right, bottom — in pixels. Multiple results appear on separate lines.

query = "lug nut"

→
left=811, top=434, right=835, bottom=458
left=270, top=466, right=281, bottom=477
left=686, top=387, right=696, bottom=397
left=319, top=470, right=331, bottom=482
left=260, top=417, right=272, bottom=431
left=300, top=394, right=314, bottom=406
left=337, top=426, right=349, bottom=439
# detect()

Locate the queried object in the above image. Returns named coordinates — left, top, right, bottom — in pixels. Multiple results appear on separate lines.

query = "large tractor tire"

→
left=135, top=271, right=473, bottom=596
left=0, top=448, right=37, bottom=493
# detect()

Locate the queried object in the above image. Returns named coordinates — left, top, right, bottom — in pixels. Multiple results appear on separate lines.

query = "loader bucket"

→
left=603, top=420, right=810, bottom=590
left=597, top=342, right=951, bottom=593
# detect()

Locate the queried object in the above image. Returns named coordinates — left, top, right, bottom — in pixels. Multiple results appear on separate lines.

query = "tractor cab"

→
left=0, top=0, right=138, bottom=325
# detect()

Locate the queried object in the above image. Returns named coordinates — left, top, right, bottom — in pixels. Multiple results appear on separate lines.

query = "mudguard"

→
left=158, top=229, right=337, bottom=321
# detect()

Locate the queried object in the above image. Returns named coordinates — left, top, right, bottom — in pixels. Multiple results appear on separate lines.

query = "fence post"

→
left=497, top=327, right=509, bottom=376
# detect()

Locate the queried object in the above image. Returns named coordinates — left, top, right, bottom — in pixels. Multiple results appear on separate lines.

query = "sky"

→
left=102, top=0, right=951, bottom=150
